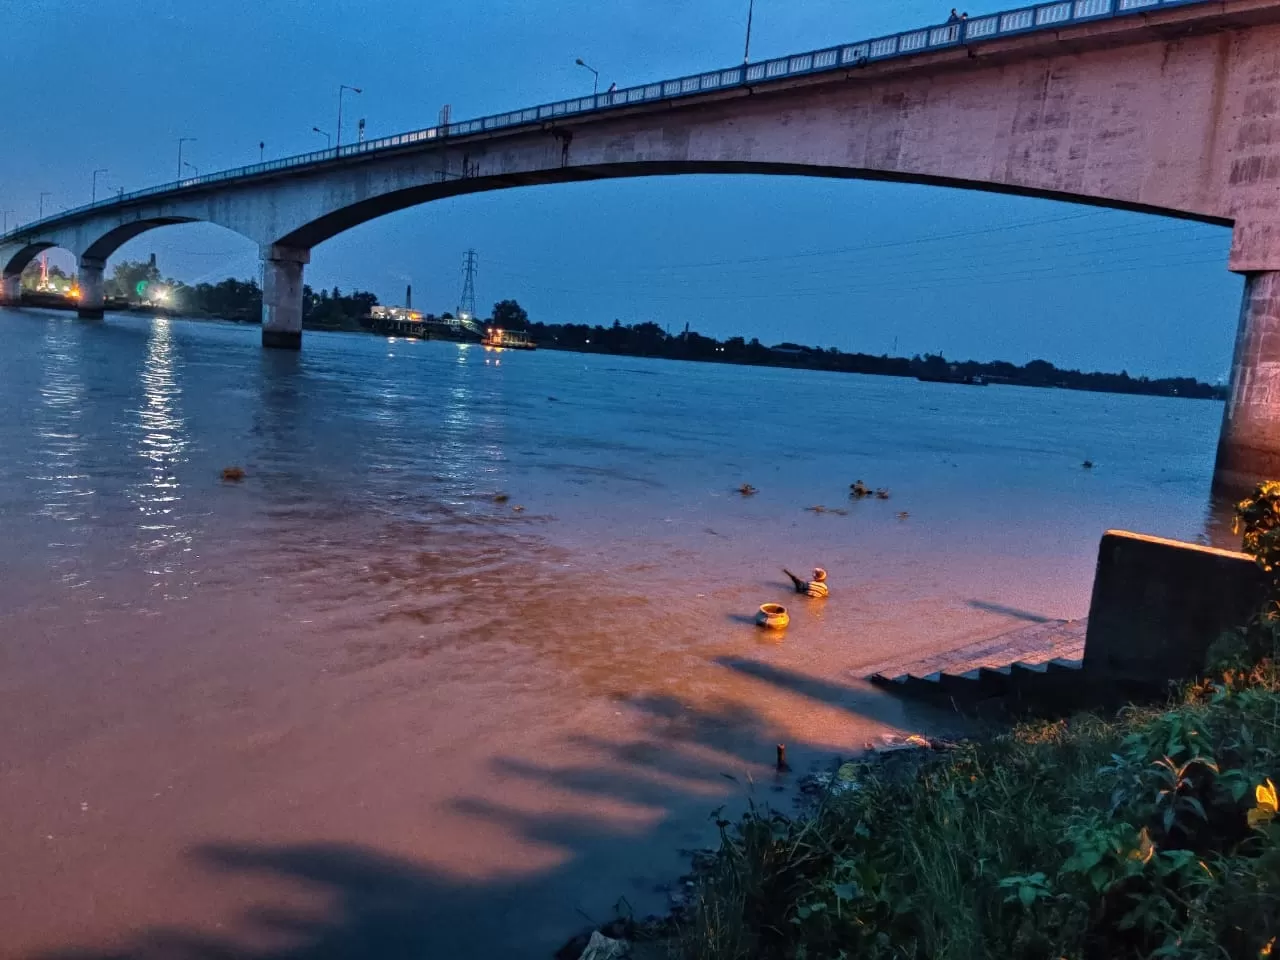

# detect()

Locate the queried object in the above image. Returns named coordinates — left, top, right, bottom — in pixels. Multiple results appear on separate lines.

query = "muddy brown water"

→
left=0, top=310, right=1230, bottom=957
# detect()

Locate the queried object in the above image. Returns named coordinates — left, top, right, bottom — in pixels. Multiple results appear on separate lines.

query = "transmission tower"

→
left=458, top=249, right=478, bottom=319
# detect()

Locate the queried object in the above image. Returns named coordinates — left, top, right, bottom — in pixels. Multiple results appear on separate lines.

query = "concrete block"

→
left=1083, top=530, right=1268, bottom=683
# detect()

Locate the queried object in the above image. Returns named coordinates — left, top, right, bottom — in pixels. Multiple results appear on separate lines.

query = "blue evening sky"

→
left=3, top=0, right=1241, bottom=380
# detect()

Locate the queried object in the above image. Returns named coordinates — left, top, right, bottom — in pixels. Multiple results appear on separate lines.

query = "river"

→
left=0, top=308, right=1230, bottom=958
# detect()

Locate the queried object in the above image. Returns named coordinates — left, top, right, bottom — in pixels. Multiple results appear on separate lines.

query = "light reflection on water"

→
left=127, top=317, right=193, bottom=583
left=32, top=319, right=92, bottom=586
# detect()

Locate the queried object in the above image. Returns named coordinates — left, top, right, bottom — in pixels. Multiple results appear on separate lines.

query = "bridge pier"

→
left=1215, top=271, right=1280, bottom=493
left=261, top=247, right=308, bottom=349
left=1, top=273, right=19, bottom=307
left=77, top=257, right=105, bottom=319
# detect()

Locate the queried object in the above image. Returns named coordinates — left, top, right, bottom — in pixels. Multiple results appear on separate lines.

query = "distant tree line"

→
left=515, top=312, right=1223, bottom=401
left=96, top=260, right=378, bottom=329
left=20, top=260, right=74, bottom=292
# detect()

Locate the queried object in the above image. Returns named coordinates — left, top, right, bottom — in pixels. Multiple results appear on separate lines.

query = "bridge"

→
left=2, top=0, right=1280, bottom=489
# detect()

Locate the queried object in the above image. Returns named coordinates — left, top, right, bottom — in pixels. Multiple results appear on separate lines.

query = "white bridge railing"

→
left=2, top=0, right=1210, bottom=242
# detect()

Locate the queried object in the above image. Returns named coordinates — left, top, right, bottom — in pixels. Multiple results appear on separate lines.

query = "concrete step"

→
left=871, top=656, right=1089, bottom=714
left=1047, top=657, right=1084, bottom=674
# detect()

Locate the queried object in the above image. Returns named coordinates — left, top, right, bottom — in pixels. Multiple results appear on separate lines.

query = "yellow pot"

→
left=756, top=603, right=790, bottom=630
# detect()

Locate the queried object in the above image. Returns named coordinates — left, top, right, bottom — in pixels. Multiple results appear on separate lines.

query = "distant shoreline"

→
left=525, top=337, right=1224, bottom=403
left=4, top=299, right=1221, bottom=402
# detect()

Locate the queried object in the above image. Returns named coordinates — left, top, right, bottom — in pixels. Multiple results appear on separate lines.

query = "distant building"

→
left=369, top=305, right=426, bottom=337
left=370, top=305, right=423, bottom=322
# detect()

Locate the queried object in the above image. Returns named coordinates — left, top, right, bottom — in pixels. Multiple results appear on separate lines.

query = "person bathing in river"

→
left=784, top=567, right=829, bottom=599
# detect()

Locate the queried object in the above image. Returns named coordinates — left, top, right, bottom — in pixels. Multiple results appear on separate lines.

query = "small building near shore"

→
left=368, top=305, right=426, bottom=337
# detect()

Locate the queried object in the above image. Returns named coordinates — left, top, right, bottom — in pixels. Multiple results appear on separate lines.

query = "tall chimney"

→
left=405, top=284, right=412, bottom=309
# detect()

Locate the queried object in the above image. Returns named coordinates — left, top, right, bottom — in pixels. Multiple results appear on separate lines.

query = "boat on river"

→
left=481, top=328, right=536, bottom=350
left=916, top=372, right=987, bottom=386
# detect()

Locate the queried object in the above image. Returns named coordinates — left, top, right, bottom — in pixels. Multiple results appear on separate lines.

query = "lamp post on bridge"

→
left=259, top=141, right=265, bottom=162
left=336, top=84, right=362, bottom=148
left=1, top=210, right=12, bottom=233
left=312, top=126, right=332, bottom=149
left=744, top=0, right=755, bottom=63
left=91, top=168, right=108, bottom=203
left=183, top=161, right=199, bottom=178
left=177, top=137, right=196, bottom=180
left=38, top=191, right=51, bottom=220
left=574, top=58, right=599, bottom=96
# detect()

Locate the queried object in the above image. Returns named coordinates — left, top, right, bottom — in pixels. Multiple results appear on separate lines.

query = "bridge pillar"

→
left=261, top=247, right=309, bottom=350
left=1, top=273, right=20, bottom=307
left=77, top=256, right=105, bottom=319
left=1215, top=271, right=1280, bottom=493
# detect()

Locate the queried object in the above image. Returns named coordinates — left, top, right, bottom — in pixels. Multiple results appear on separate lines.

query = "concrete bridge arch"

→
left=4, top=0, right=1280, bottom=486
left=0, top=214, right=262, bottom=316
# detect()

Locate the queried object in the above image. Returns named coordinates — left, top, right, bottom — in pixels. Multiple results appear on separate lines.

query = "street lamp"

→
left=312, top=126, right=332, bottom=148
left=1, top=210, right=12, bottom=233
left=177, top=137, right=196, bottom=180
left=39, top=191, right=51, bottom=220
left=259, top=141, right=265, bottom=162
left=92, top=168, right=108, bottom=203
left=575, top=58, right=599, bottom=96
left=183, top=161, right=199, bottom=177
left=744, top=0, right=755, bottom=63
left=337, top=84, right=362, bottom=147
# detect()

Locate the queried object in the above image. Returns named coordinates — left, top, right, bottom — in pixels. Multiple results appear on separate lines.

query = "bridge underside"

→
left=271, top=160, right=1234, bottom=251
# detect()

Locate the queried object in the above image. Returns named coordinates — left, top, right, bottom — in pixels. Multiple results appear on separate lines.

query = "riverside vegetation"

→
left=663, top=484, right=1280, bottom=960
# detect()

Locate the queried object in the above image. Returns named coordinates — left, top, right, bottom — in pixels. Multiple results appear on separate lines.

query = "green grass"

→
left=673, top=659, right=1280, bottom=960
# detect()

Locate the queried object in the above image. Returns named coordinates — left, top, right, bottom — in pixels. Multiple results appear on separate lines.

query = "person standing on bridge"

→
left=948, top=8, right=961, bottom=22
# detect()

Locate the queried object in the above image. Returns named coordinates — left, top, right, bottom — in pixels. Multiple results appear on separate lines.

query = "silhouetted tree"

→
left=492, top=299, right=529, bottom=330
left=106, top=259, right=162, bottom=299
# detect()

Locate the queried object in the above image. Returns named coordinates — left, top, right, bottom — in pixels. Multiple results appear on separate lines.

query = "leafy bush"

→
left=676, top=667, right=1280, bottom=959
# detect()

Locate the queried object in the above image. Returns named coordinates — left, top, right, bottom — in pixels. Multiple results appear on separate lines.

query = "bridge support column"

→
left=77, top=257, right=105, bottom=319
left=261, top=247, right=309, bottom=350
left=1, top=273, right=20, bottom=307
left=1215, top=271, right=1280, bottom=493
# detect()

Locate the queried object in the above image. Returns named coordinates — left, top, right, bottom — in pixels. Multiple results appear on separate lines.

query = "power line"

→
left=483, top=227, right=1229, bottom=294
left=482, top=210, right=1108, bottom=273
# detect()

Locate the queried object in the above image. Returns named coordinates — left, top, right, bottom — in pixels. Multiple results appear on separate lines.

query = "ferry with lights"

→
left=481, top=327, right=536, bottom=350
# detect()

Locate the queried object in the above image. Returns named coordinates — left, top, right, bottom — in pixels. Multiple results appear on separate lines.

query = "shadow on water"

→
left=41, top=843, right=486, bottom=960
left=34, top=660, right=951, bottom=960
left=964, top=600, right=1054, bottom=623
left=1202, top=486, right=1243, bottom=550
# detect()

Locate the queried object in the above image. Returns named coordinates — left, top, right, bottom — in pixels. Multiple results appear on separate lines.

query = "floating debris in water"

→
left=512, top=505, right=525, bottom=513
left=805, top=505, right=827, bottom=514
left=850, top=480, right=871, bottom=499
left=221, top=466, right=245, bottom=482
left=738, top=483, right=758, bottom=496
left=1082, top=460, right=1094, bottom=469
left=875, top=488, right=891, bottom=500
left=776, top=744, right=791, bottom=773
left=493, top=493, right=510, bottom=504
left=756, top=603, right=790, bottom=629
left=897, top=511, right=910, bottom=521
left=829, top=507, right=849, bottom=516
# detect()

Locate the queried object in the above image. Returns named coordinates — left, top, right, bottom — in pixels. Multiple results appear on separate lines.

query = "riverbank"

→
left=530, top=337, right=1224, bottom=402
left=660, top=655, right=1280, bottom=960
left=624, top=493, right=1280, bottom=960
